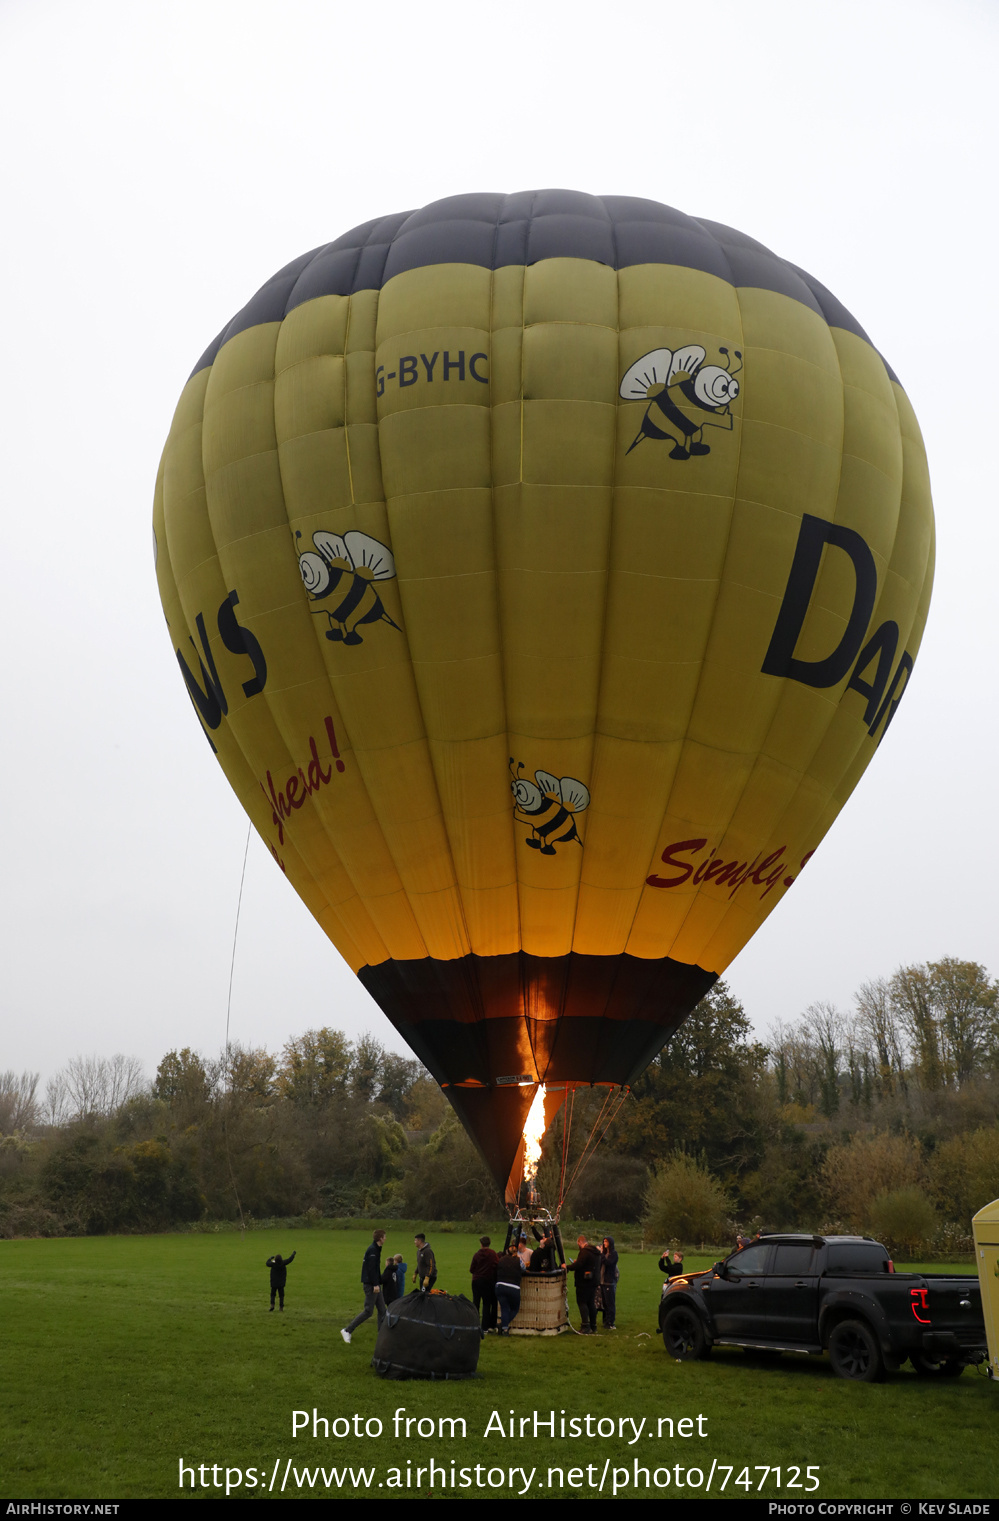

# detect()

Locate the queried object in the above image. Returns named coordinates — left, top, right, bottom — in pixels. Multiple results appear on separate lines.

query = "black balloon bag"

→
left=371, top=1291, right=481, bottom=1380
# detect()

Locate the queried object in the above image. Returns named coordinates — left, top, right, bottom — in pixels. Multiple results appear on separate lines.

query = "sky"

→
left=1, top=0, right=996, bottom=1087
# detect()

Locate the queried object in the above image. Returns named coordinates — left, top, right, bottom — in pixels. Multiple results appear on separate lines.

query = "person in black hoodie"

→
left=600, top=1237, right=619, bottom=1329
left=381, top=1255, right=400, bottom=1305
left=265, top=1251, right=296, bottom=1311
left=529, top=1233, right=556, bottom=1273
left=568, top=1235, right=601, bottom=1334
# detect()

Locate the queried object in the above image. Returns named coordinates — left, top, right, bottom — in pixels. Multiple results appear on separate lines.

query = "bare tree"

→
left=104, top=1054, right=146, bottom=1111
left=0, top=1070, right=40, bottom=1132
left=769, top=1019, right=792, bottom=1105
left=767, top=1018, right=821, bottom=1109
left=805, top=1002, right=844, bottom=1117
left=56, top=1054, right=146, bottom=1119
left=889, top=965, right=943, bottom=1090
left=841, top=1022, right=871, bottom=1108
left=855, top=976, right=908, bottom=1097
left=44, top=1073, right=71, bottom=1127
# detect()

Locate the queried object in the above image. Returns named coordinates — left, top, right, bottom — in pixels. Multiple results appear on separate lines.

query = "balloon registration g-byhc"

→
left=153, top=191, right=934, bottom=1202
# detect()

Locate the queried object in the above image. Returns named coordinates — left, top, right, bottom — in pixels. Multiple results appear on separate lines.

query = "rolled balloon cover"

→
left=153, top=192, right=934, bottom=1199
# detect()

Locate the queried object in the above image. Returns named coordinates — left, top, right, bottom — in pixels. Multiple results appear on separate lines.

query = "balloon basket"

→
left=508, top=1270, right=570, bottom=1337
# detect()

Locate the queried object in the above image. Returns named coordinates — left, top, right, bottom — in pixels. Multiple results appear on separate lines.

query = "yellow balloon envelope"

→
left=153, top=191, right=934, bottom=1192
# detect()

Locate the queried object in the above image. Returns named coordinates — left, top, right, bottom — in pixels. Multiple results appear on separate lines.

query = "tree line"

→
left=630, top=960, right=999, bottom=1257
left=1, top=956, right=997, bottom=1254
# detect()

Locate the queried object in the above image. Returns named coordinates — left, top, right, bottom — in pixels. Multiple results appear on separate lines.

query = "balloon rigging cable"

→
left=222, top=823, right=252, bottom=1233
left=554, top=1085, right=631, bottom=1215
left=225, top=824, right=252, bottom=1063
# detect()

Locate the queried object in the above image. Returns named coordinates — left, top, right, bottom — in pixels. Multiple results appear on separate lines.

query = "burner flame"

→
left=523, top=1083, right=547, bottom=1181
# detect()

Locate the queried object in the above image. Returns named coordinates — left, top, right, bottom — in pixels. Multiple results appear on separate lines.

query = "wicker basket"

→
left=509, top=1269, right=570, bottom=1336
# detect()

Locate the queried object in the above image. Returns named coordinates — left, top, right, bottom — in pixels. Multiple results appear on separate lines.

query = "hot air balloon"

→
left=153, top=191, right=934, bottom=1210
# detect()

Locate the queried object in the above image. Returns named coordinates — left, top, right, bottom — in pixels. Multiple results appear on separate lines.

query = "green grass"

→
left=1, top=1227, right=993, bottom=1500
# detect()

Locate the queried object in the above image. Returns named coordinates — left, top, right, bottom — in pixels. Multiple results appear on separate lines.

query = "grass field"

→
left=1, top=1223, right=994, bottom=1501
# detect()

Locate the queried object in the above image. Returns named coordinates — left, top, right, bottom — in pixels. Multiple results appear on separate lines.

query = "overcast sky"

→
left=1, top=0, right=996, bottom=1087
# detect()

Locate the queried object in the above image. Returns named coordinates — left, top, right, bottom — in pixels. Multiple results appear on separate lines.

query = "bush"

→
left=0, top=1199, right=69, bottom=1238
left=319, top=1177, right=401, bottom=1218
left=739, top=1142, right=825, bottom=1231
left=929, top=1125, right=999, bottom=1227
left=933, top=1220, right=975, bottom=1261
left=33, top=1123, right=206, bottom=1234
left=398, top=1114, right=497, bottom=1219
left=643, top=1151, right=732, bottom=1246
left=867, top=1186, right=938, bottom=1256
left=821, top=1132, right=924, bottom=1230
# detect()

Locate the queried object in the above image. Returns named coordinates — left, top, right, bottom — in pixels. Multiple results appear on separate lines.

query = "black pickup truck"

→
left=658, top=1234, right=987, bottom=1382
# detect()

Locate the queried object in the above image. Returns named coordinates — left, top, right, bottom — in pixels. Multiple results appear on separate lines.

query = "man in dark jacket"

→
left=341, top=1230, right=386, bottom=1343
left=265, top=1251, right=296, bottom=1311
left=568, top=1235, right=601, bottom=1333
left=470, top=1236, right=499, bottom=1334
left=414, top=1233, right=437, bottom=1290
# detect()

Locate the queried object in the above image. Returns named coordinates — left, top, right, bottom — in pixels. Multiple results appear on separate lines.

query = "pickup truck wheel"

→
left=662, top=1305, right=711, bottom=1361
left=828, top=1319, right=885, bottom=1383
left=910, top=1352, right=964, bottom=1378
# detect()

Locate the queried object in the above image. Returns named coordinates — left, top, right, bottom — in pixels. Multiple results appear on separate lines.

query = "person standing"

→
left=658, top=1248, right=685, bottom=1278
left=568, top=1234, right=601, bottom=1334
left=529, top=1233, right=555, bottom=1273
left=414, top=1233, right=437, bottom=1291
left=265, top=1250, right=296, bottom=1312
left=341, top=1229, right=386, bottom=1343
left=470, top=1236, right=499, bottom=1335
left=494, top=1244, right=524, bottom=1333
left=381, top=1254, right=400, bottom=1305
left=394, top=1253, right=408, bottom=1299
left=600, top=1236, right=619, bottom=1329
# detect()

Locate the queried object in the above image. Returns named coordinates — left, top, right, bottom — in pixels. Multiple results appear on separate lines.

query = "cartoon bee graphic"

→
left=620, top=344, right=742, bottom=459
left=296, top=529, right=401, bottom=645
left=510, top=759, right=590, bottom=855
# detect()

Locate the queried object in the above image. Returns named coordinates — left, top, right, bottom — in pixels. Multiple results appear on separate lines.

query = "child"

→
left=266, top=1251, right=296, bottom=1311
